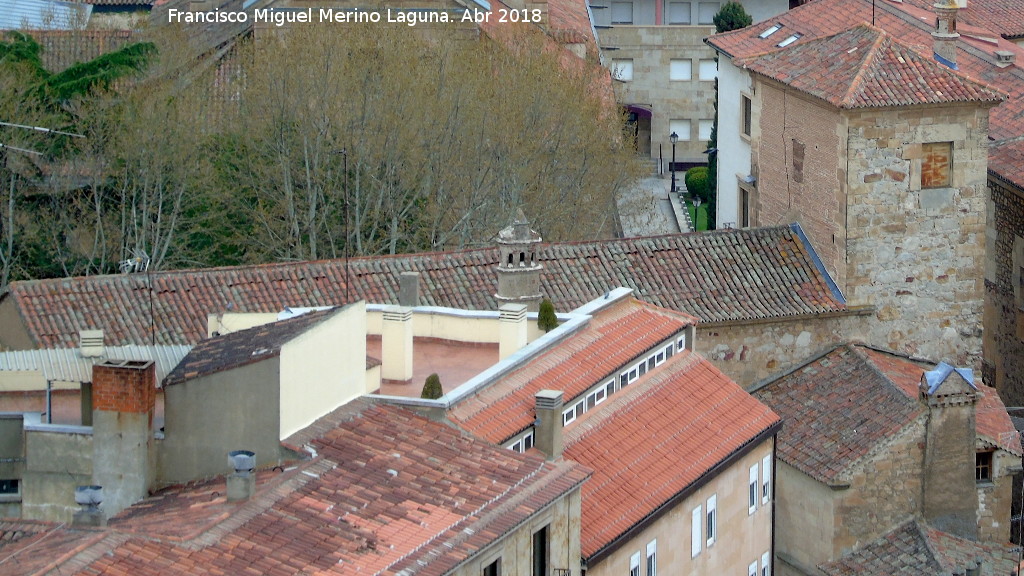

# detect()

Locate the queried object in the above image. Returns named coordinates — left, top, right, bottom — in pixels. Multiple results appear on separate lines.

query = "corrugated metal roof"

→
left=0, top=0, right=91, bottom=30
left=0, top=345, right=191, bottom=384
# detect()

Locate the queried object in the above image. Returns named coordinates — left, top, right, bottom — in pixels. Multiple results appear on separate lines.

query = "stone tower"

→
left=495, top=209, right=543, bottom=312
left=919, top=362, right=979, bottom=539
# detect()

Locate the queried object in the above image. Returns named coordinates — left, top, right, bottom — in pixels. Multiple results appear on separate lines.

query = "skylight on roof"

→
left=758, top=24, right=782, bottom=38
left=777, top=34, right=801, bottom=48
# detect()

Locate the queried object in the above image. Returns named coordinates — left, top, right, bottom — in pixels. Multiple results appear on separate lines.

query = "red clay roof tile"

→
left=27, top=400, right=589, bottom=575
left=564, top=351, right=780, bottom=558
left=4, top=226, right=846, bottom=349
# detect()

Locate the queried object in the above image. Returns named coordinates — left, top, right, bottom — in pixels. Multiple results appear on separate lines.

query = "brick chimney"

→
left=919, top=362, right=978, bottom=539
left=534, top=390, right=564, bottom=461
left=91, top=360, right=157, bottom=518
left=932, top=0, right=961, bottom=68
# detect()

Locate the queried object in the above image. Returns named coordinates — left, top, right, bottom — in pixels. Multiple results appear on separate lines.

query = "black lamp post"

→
left=669, top=131, right=679, bottom=194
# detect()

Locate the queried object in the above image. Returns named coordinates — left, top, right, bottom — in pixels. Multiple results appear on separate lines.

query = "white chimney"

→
left=79, top=330, right=105, bottom=358
left=382, top=307, right=414, bottom=382
left=499, top=304, right=528, bottom=360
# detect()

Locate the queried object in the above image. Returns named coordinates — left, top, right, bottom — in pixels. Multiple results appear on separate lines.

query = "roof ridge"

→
left=840, top=25, right=889, bottom=108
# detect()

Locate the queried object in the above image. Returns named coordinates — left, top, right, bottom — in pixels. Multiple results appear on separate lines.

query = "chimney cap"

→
left=228, top=450, right=256, bottom=473
left=74, top=485, right=104, bottom=507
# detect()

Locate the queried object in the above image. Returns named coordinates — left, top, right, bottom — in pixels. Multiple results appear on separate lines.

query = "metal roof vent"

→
left=995, top=50, right=1016, bottom=68
left=79, top=330, right=105, bottom=358
left=72, top=485, right=106, bottom=527
left=227, top=450, right=256, bottom=503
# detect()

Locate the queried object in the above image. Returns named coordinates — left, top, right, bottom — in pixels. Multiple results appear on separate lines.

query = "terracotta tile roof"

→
left=546, top=0, right=596, bottom=48
left=754, top=344, right=924, bottom=485
left=819, top=519, right=1018, bottom=576
left=2, top=225, right=846, bottom=349
left=37, top=400, right=590, bottom=575
left=755, top=343, right=1021, bottom=486
left=162, top=308, right=339, bottom=386
left=706, top=0, right=1024, bottom=188
left=449, top=297, right=697, bottom=444
left=899, top=0, right=1024, bottom=40
left=0, top=520, right=103, bottom=574
left=563, top=350, right=780, bottom=559
left=736, top=25, right=1005, bottom=108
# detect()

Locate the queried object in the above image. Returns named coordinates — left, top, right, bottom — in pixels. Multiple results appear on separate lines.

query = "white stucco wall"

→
left=279, top=302, right=367, bottom=439
left=715, top=56, right=752, bottom=229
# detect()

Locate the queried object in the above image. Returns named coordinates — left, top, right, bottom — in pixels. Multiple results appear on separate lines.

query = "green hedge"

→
left=684, top=166, right=710, bottom=202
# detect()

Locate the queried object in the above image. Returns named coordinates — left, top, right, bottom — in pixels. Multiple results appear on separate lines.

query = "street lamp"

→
left=669, top=132, right=679, bottom=194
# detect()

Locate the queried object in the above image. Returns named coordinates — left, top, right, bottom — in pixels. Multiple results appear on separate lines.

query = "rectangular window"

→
left=667, top=1, right=691, bottom=23
left=670, top=119, right=691, bottom=141
left=606, top=380, right=615, bottom=397
left=697, top=1, right=719, bottom=23
left=670, top=59, right=692, bottom=80
left=699, top=119, right=714, bottom=141
left=741, top=186, right=751, bottom=228
left=761, top=552, right=770, bottom=576
left=762, top=455, right=772, bottom=504
left=611, top=1, right=634, bottom=23
left=677, top=335, right=686, bottom=351
left=758, top=23, right=782, bottom=38
left=0, top=479, right=19, bottom=495
left=749, top=463, right=759, bottom=514
left=646, top=540, right=657, bottom=576
left=977, top=451, right=994, bottom=482
left=698, top=59, right=717, bottom=81
left=741, top=95, right=752, bottom=137
left=611, top=59, right=634, bottom=81
left=483, top=558, right=501, bottom=576
left=691, top=505, right=702, bottom=557
left=706, top=494, right=717, bottom=547
left=922, top=141, right=952, bottom=188
left=748, top=561, right=758, bottom=576
left=532, top=526, right=548, bottom=576
left=777, top=33, right=801, bottom=47
left=630, top=552, right=641, bottom=576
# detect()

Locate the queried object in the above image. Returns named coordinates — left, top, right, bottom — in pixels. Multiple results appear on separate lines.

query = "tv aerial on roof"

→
left=120, top=249, right=150, bottom=274
left=0, top=120, right=86, bottom=157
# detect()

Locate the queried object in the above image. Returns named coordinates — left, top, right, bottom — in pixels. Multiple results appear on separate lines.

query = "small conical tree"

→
left=713, top=1, right=752, bottom=33
left=421, top=373, right=443, bottom=399
left=538, top=298, right=558, bottom=332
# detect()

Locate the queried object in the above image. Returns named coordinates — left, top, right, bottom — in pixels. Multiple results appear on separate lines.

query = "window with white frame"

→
left=748, top=463, right=759, bottom=514
left=706, top=494, right=717, bottom=547
left=646, top=540, right=657, bottom=576
left=587, top=386, right=607, bottom=409
left=748, top=561, right=757, bottom=576
left=483, top=558, right=501, bottom=576
left=670, top=59, right=692, bottom=80
left=665, top=343, right=674, bottom=359
left=669, top=119, right=691, bottom=141
left=699, top=119, right=714, bottom=141
left=562, top=400, right=585, bottom=426
left=697, top=1, right=719, bottom=23
left=698, top=59, right=717, bottom=81
left=611, top=59, right=634, bottom=81
left=630, top=552, right=641, bottom=576
left=761, top=551, right=770, bottom=576
left=762, top=455, right=771, bottom=505
left=667, top=1, right=690, bottom=23
left=677, top=335, right=686, bottom=351
left=611, top=1, right=634, bottom=23
left=508, top=431, right=535, bottom=453
left=691, top=505, right=702, bottom=557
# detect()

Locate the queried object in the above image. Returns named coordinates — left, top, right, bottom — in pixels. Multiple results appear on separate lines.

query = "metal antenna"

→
left=0, top=142, right=43, bottom=156
left=0, top=121, right=85, bottom=138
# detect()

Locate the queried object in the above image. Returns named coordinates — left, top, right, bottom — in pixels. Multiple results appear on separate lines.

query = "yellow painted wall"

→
left=279, top=302, right=367, bottom=439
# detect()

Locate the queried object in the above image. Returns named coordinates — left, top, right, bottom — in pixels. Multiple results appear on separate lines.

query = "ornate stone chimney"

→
left=495, top=209, right=543, bottom=312
left=919, top=362, right=978, bottom=539
left=932, top=0, right=961, bottom=68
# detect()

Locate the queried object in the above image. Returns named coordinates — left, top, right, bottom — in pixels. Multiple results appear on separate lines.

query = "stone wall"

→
left=984, top=177, right=1024, bottom=402
left=833, top=418, right=925, bottom=557
left=978, top=449, right=1016, bottom=543
left=844, top=104, right=991, bottom=367
left=601, top=25, right=718, bottom=162
left=452, top=486, right=582, bottom=576
left=22, top=426, right=93, bottom=522
left=698, top=312, right=869, bottom=388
